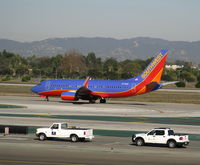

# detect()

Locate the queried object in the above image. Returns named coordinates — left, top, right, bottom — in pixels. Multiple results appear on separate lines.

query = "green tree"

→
left=103, top=58, right=119, bottom=79
left=195, top=82, right=200, bottom=88
left=59, top=50, right=88, bottom=78
left=120, top=60, right=142, bottom=79
left=16, top=65, right=28, bottom=77
left=180, top=71, right=196, bottom=82
left=51, top=55, right=63, bottom=78
left=176, top=81, right=186, bottom=87
left=162, top=69, right=177, bottom=81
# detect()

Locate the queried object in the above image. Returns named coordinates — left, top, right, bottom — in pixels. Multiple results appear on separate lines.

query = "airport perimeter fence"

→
left=0, top=125, right=28, bottom=134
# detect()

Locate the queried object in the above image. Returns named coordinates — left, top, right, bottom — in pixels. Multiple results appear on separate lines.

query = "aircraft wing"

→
left=76, top=77, right=99, bottom=100
left=61, top=77, right=100, bottom=101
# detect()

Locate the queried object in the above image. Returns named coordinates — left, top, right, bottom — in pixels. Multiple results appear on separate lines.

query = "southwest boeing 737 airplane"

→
left=31, top=49, right=175, bottom=103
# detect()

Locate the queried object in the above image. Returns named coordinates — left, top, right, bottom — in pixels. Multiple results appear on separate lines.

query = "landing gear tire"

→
left=100, top=98, right=106, bottom=103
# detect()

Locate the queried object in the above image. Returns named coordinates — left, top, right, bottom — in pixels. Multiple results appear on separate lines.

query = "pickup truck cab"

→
left=36, top=123, right=94, bottom=142
left=132, top=128, right=189, bottom=148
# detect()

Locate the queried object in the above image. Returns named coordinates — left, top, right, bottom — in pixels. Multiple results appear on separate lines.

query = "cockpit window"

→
left=37, top=83, right=42, bottom=86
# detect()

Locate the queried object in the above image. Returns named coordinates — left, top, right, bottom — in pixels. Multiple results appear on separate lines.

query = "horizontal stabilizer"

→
left=160, top=81, right=178, bottom=86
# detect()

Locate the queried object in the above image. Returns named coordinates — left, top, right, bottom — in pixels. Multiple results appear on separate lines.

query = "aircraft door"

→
left=45, top=81, right=51, bottom=90
left=130, top=82, right=136, bottom=94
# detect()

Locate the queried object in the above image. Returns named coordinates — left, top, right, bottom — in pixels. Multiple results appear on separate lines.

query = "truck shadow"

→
left=129, top=143, right=187, bottom=149
left=34, top=137, right=91, bottom=143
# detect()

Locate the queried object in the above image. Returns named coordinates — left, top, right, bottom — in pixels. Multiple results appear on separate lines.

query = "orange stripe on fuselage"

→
left=39, top=90, right=71, bottom=96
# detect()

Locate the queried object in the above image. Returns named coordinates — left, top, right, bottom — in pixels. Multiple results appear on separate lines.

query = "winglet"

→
left=83, top=77, right=91, bottom=88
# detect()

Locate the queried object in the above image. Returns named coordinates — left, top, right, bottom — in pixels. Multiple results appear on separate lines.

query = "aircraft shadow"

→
left=106, top=102, right=147, bottom=106
left=59, top=101, right=147, bottom=106
left=33, top=98, right=147, bottom=106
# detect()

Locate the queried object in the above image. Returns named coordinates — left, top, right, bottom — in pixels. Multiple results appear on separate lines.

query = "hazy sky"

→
left=0, top=0, right=200, bottom=42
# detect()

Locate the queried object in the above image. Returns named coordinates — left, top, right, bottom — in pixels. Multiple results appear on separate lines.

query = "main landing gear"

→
left=45, top=96, right=49, bottom=101
left=100, top=98, right=106, bottom=103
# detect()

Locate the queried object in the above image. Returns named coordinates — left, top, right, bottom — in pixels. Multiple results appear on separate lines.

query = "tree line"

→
left=0, top=50, right=200, bottom=88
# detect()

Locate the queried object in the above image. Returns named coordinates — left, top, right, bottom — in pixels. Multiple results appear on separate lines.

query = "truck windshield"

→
left=147, top=130, right=156, bottom=135
left=51, top=124, right=59, bottom=129
left=61, top=123, right=68, bottom=129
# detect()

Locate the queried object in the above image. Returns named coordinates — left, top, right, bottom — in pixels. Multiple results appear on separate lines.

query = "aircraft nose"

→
left=31, top=86, right=38, bottom=93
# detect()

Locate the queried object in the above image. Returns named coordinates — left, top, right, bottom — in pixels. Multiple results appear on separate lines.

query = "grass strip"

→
left=0, top=113, right=200, bottom=126
left=0, top=104, right=26, bottom=108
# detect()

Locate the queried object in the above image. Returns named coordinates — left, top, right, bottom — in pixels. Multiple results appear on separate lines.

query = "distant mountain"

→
left=0, top=37, right=200, bottom=63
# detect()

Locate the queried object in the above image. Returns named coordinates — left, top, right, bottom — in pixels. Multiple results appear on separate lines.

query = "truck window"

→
left=168, top=130, right=175, bottom=136
left=147, top=130, right=156, bottom=135
left=51, top=124, right=59, bottom=129
left=155, top=130, right=165, bottom=135
left=61, top=123, right=68, bottom=129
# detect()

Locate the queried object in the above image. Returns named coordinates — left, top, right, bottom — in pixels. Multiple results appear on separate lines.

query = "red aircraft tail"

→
left=140, top=49, right=168, bottom=84
left=135, top=50, right=168, bottom=95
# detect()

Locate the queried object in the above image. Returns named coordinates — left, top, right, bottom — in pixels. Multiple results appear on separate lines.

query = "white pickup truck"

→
left=36, top=123, right=94, bottom=142
left=132, top=128, right=189, bottom=148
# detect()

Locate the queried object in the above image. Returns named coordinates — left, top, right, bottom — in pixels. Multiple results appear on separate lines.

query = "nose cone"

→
left=31, top=86, right=38, bottom=93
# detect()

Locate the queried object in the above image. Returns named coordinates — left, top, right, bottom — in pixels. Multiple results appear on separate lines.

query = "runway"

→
left=0, top=96, right=200, bottom=133
left=0, top=95, right=200, bottom=164
left=0, top=134, right=200, bottom=165
left=1, top=96, right=200, bottom=117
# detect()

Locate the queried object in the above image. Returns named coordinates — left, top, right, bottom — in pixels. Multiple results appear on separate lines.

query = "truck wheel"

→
left=168, top=140, right=176, bottom=148
left=70, top=135, right=79, bottom=142
left=135, top=138, right=144, bottom=146
left=39, top=133, right=46, bottom=141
